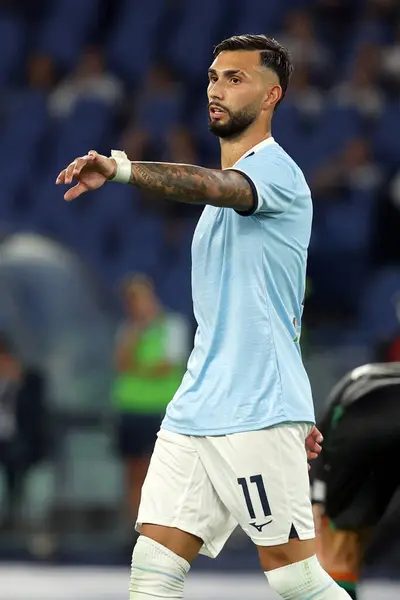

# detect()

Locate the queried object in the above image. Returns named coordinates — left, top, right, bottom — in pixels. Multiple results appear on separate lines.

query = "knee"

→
left=265, top=555, right=350, bottom=599
left=258, top=538, right=316, bottom=572
left=130, top=535, right=190, bottom=599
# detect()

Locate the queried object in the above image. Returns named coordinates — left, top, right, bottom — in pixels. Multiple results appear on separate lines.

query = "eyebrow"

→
left=208, top=68, right=249, bottom=78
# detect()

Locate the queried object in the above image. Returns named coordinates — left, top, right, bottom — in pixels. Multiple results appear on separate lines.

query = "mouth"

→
left=209, top=105, right=226, bottom=120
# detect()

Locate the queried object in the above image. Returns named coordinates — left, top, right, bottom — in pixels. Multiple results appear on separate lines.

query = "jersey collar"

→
left=235, top=136, right=276, bottom=164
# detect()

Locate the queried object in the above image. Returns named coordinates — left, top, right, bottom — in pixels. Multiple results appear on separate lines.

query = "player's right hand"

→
left=56, top=150, right=117, bottom=201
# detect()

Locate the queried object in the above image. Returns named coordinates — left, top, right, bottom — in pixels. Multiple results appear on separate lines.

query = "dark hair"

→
left=213, top=34, right=293, bottom=105
left=120, top=272, right=154, bottom=296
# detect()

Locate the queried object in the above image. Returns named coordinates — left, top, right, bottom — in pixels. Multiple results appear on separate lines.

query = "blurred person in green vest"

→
left=113, top=274, right=190, bottom=522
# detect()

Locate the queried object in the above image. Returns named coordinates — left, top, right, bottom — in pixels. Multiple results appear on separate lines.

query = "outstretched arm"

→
left=129, top=162, right=254, bottom=210
left=56, top=150, right=255, bottom=211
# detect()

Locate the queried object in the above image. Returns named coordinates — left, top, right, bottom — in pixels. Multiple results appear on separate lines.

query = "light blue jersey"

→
left=162, top=137, right=315, bottom=436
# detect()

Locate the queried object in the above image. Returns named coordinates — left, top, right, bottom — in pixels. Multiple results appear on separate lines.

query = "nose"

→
left=208, top=80, right=224, bottom=102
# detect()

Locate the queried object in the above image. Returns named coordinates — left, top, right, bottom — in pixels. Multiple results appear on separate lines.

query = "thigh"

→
left=194, top=424, right=315, bottom=548
left=137, top=429, right=235, bottom=559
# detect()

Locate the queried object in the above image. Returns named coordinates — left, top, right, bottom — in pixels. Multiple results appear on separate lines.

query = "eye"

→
left=231, top=77, right=241, bottom=84
left=209, top=75, right=218, bottom=84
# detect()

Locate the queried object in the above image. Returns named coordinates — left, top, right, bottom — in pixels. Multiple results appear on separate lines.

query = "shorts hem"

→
left=253, top=530, right=315, bottom=547
left=135, top=518, right=218, bottom=558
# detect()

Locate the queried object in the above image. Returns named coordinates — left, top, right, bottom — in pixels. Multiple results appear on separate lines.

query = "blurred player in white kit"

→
left=57, top=34, right=352, bottom=600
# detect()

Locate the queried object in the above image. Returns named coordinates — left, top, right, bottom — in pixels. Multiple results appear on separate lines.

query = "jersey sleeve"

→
left=229, top=151, right=298, bottom=216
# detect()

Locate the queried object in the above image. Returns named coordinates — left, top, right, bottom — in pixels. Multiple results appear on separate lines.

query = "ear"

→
left=263, top=84, right=282, bottom=109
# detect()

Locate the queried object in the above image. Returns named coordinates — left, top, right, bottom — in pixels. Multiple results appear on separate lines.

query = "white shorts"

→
left=136, top=423, right=315, bottom=558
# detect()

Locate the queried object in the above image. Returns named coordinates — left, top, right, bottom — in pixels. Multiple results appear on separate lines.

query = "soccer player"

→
left=311, top=362, right=400, bottom=599
left=56, top=34, right=349, bottom=600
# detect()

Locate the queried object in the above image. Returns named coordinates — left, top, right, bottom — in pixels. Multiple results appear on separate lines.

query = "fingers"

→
left=56, top=153, right=95, bottom=185
left=56, top=169, right=66, bottom=185
left=312, top=427, right=324, bottom=443
left=64, top=181, right=89, bottom=202
left=311, top=442, right=322, bottom=453
left=65, top=155, right=92, bottom=184
left=307, top=427, right=323, bottom=445
left=307, top=441, right=322, bottom=454
left=307, top=451, right=318, bottom=460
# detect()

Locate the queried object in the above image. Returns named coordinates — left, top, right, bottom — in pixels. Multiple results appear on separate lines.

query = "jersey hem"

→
left=161, top=413, right=315, bottom=437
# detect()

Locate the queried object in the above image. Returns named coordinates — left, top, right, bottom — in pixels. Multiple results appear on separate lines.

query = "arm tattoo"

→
left=129, top=162, right=255, bottom=211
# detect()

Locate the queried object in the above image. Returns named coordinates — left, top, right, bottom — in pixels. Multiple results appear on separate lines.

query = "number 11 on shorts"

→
left=237, top=475, right=272, bottom=530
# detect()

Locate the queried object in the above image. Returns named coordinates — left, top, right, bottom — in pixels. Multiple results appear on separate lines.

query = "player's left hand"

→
left=305, top=425, right=323, bottom=470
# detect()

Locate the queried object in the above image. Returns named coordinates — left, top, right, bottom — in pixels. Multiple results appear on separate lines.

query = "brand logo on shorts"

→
left=249, top=519, right=273, bottom=532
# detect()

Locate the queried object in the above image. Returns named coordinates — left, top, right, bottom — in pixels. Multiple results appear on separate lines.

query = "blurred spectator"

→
left=280, top=10, right=331, bottom=84
left=27, top=52, right=55, bottom=92
left=285, top=65, right=324, bottom=120
left=381, top=22, right=400, bottom=94
left=162, top=128, right=202, bottom=252
left=0, top=334, right=49, bottom=531
left=119, top=62, right=184, bottom=161
left=332, top=43, right=384, bottom=119
left=371, top=168, right=400, bottom=266
left=315, top=0, right=360, bottom=29
left=140, top=127, right=202, bottom=258
left=48, top=46, right=123, bottom=119
left=163, top=127, right=198, bottom=164
left=112, top=274, right=189, bottom=523
left=366, top=0, right=400, bottom=21
left=311, top=138, right=381, bottom=200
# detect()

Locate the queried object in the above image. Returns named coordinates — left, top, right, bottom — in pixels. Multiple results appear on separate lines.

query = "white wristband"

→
left=109, top=150, right=131, bottom=183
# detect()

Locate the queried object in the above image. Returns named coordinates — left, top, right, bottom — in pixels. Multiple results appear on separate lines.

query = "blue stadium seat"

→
left=230, top=0, right=288, bottom=36
left=158, top=261, right=192, bottom=317
left=122, top=214, right=164, bottom=275
left=67, top=185, right=141, bottom=265
left=372, top=102, right=400, bottom=169
left=308, top=105, right=363, bottom=167
left=0, top=13, right=25, bottom=86
left=272, top=102, right=316, bottom=174
left=0, top=91, right=48, bottom=194
left=308, top=185, right=376, bottom=313
left=342, top=23, right=392, bottom=80
left=165, top=0, right=227, bottom=84
left=356, top=268, right=400, bottom=342
left=191, top=103, right=221, bottom=167
left=30, top=97, right=116, bottom=239
left=85, top=182, right=140, bottom=222
left=34, top=0, right=101, bottom=71
left=107, top=0, right=165, bottom=87
left=315, top=188, right=375, bottom=253
left=45, top=98, right=116, bottom=177
left=308, top=248, right=369, bottom=316
left=137, top=93, right=184, bottom=141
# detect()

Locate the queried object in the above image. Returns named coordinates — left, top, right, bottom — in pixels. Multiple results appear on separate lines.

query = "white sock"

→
left=130, top=535, right=190, bottom=599
left=265, top=555, right=352, bottom=599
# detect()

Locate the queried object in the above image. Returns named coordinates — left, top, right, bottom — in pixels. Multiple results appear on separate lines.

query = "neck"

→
left=220, top=127, right=272, bottom=169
